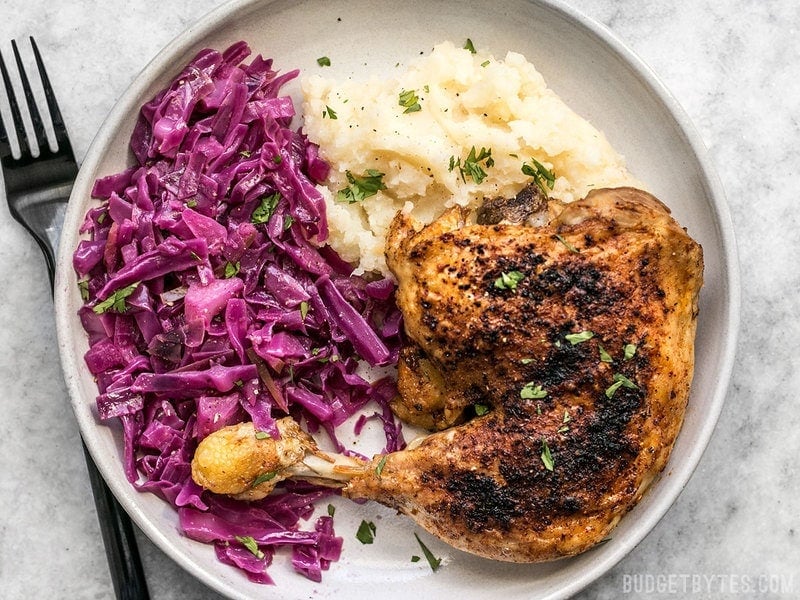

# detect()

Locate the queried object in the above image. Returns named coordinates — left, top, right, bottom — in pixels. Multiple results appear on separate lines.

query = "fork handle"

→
left=83, top=441, right=151, bottom=600
left=32, top=192, right=151, bottom=599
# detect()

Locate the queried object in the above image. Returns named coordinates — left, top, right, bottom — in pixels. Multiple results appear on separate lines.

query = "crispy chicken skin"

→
left=342, top=187, right=703, bottom=562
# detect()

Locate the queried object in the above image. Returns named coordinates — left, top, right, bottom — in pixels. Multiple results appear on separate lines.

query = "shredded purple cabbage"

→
left=74, top=41, right=404, bottom=584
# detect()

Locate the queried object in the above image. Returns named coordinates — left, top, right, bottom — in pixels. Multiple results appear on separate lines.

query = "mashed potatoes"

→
left=302, top=41, right=640, bottom=276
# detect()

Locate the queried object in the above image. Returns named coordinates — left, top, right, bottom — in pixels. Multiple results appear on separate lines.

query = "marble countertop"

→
left=0, top=1, right=796, bottom=598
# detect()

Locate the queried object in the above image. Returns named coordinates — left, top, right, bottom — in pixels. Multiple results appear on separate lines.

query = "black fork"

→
left=0, top=37, right=150, bottom=600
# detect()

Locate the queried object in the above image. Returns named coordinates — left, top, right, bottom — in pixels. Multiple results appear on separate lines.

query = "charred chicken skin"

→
left=192, top=186, right=703, bottom=563
left=345, top=186, right=703, bottom=561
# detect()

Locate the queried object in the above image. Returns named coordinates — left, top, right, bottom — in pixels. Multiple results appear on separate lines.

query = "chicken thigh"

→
left=343, top=187, right=703, bottom=561
left=192, top=186, right=703, bottom=562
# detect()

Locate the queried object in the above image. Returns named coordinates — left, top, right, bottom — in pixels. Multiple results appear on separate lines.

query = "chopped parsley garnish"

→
left=283, top=215, right=295, bottom=230
left=555, top=234, right=579, bottom=253
left=413, top=532, right=442, bottom=571
left=254, top=431, right=271, bottom=440
left=317, top=56, right=331, bottom=67
left=398, top=89, right=422, bottom=113
left=565, top=330, right=594, bottom=345
left=520, top=357, right=535, bottom=365
left=251, top=192, right=280, bottom=224
left=494, top=269, right=524, bottom=290
left=449, top=146, right=494, bottom=184
left=300, top=301, right=309, bottom=320
left=224, top=261, right=240, bottom=279
left=323, top=104, right=338, bottom=119
left=463, top=38, right=477, bottom=54
left=605, top=373, right=638, bottom=398
left=92, top=282, right=139, bottom=314
left=540, top=439, right=554, bottom=471
left=375, top=455, right=388, bottom=478
left=411, top=555, right=421, bottom=562
left=623, top=343, right=637, bottom=361
left=235, top=535, right=265, bottom=559
left=327, top=503, right=336, bottom=517
left=336, top=169, right=386, bottom=203
left=251, top=471, right=277, bottom=488
left=185, top=199, right=198, bottom=208
left=356, top=520, right=377, bottom=544
left=481, top=60, right=490, bottom=67
left=77, top=279, right=90, bottom=302
left=520, top=382, right=548, bottom=400
left=474, top=403, right=490, bottom=416
left=559, top=411, right=571, bottom=433
left=598, top=345, right=614, bottom=363
left=522, top=157, right=556, bottom=195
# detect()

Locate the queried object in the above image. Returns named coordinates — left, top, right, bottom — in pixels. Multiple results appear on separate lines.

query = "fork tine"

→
left=0, top=48, right=29, bottom=157
left=12, top=39, right=49, bottom=154
left=0, top=67, right=9, bottom=160
left=29, top=37, right=71, bottom=155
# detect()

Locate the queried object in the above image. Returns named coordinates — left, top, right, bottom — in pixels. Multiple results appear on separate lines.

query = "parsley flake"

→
left=300, top=301, right=309, bottom=320
left=254, top=431, right=271, bottom=440
left=235, top=535, right=265, bottom=559
left=414, top=532, right=442, bottom=571
left=323, top=104, right=338, bottom=119
left=565, top=330, right=594, bottom=345
left=623, top=343, right=637, bottom=361
left=598, top=345, right=614, bottom=363
left=398, top=89, right=422, bottom=113
left=327, top=503, right=336, bottom=517
left=317, top=56, right=331, bottom=67
left=541, top=439, right=554, bottom=471
left=463, top=38, right=477, bottom=54
left=92, top=283, right=139, bottom=315
left=494, top=270, right=525, bottom=291
left=224, top=261, right=240, bottom=279
left=251, top=471, right=277, bottom=488
left=555, top=234, right=580, bottom=253
left=449, top=146, right=494, bottom=184
left=336, top=170, right=386, bottom=203
left=474, top=403, right=490, bottom=416
left=520, top=382, right=548, bottom=400
left=356, top=520, right=377, bottom=544
left=77, top=279, right=90, bottom=302
left=375, top=455, right=388, bottom=478
left=605, top=373, right=638, bottom=398
left=522, top=157, right=556, bottom=195
left=251, top=192, right=280, bottom=224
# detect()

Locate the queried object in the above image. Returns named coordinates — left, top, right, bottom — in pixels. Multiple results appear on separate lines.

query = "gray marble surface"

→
left=0, top=1, right=797, bottom=598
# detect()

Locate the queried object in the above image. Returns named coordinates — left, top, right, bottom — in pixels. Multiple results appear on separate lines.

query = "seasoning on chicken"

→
left=191, top=186, right=703, bottom=563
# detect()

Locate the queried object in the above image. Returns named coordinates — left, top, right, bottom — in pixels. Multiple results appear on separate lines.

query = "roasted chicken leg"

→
left=192, top=186, right=703, bottom=563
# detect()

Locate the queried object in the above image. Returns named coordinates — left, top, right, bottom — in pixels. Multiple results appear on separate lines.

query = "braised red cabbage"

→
left=74, top=41, right=403, bottom=584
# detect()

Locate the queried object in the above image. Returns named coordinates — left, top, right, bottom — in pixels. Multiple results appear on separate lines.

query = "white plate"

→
left=54, top=0, right=740, bottom=598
